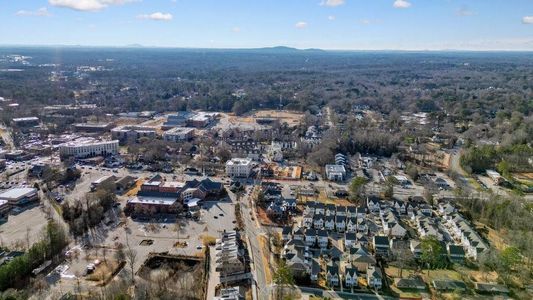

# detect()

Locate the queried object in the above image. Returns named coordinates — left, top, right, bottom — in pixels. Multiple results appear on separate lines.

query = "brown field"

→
left=512, top=172, right=533, bottom=185
left=228, top=110, right=304, bottom=126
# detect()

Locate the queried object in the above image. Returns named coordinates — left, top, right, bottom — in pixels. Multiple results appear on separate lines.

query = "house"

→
left=373, top=236, right=390, bottom=257
left=313, top=214, right=324, bottom=229
left=285, top=251, right=309, bottom=277
left=350, top=245, right=376, bottom=272
left=315, top=202, right=325, bottom=214
left=346, top=217, right=357, bottom=233
left=447, top=244, right=466, bottom=264
left=344, top=232, right=357, bottom=249
left=293, top=227, right=304, bottom=241
left=282, top=226, right=292, bottom=242
left=310, top=259, right=320, bottom=281
left=303, top=213, right=314, bottom=228
left=432, top=280, right=467, bottom=292
left=317, top=230, right=329, bottom=249
left=395, top=277, right=426, bottom=290
left=393, top=200, right=407, bottom=214
left=325, top=164, right=346, bottom=181
left=367, top=197, right=380, bottom=212
left=356, top=233, right=369, bottom=247
left=325, top=204, right=336, bottom=216
left=305, top=229, right=316, bottom=246
left=347, top=206, right=357, bottom=218
left=335, top=216, right=346, bottom=232
left=326, top=264, right=340, bottom=287
left=434, top=177, right=450, bottom=189
left=336, top=206, right=347, bottom=217
left=344, top=267, right=358, bottom=287
left=410, top=240, right=422, bottom=258
left=324, top=216, right=335, bottom=231
left=418, top=204, right=433, bottom=216
left=366, top=265, right=382, bottom=289
left=357, top=219, right=368, bottom=233
left=438, top=202, right=456, bottom=216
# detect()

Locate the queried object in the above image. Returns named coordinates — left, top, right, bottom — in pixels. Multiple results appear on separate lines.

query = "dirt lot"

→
left=228, top=110, right=303, bottom=127
left=138, top=254, right=206, bottom=300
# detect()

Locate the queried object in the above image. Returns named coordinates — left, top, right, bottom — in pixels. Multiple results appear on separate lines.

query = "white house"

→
left=325, top=164, right=346, bottom=181
left=225, top=158, right=253, bottom=178
left=345, top=267, right=358, bottom=287
left=367, top=265, right=382, bottom=289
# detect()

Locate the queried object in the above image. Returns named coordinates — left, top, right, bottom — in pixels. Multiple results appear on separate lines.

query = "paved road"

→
left=231, top=188, right=270, bottom=300
left=299, top=286, right=394, bottom=300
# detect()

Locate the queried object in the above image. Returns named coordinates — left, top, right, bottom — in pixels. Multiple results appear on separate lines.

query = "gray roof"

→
left=0, top=188, right=37, bottom=200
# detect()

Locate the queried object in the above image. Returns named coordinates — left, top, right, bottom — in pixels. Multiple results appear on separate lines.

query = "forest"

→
left=0, top=47, right=532, bottom=123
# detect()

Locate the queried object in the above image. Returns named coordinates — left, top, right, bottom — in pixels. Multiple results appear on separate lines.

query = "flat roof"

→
left=325, top=164, right=346, bottom=172
left=164, top=127, right=195, bottom=134
left=13, top=117, right=39, bottom=122
left=226, top=158, right=252, bottom=166
left=0, top=187, right=37, bottom=200
left=61, top=138, right=118, bottom=148
left=128, top=196, right=178, bottom=206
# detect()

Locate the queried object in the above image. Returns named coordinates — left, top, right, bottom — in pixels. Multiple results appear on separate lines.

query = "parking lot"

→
left=0, top=205, right=49, bottom=248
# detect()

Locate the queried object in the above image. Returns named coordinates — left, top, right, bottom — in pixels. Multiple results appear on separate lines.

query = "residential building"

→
left=325, top=164, right=346, bottom=181
left=367, top=265, right=382, bottom=289
left=344, top=267, right=358, bottom=287
left=111, top=125, right=157, bottom=143
left=162, top=127, right=195, bottom=142
left=326, top=264, right=339, bottom=287
left=225, top=158, right=253, bottom=178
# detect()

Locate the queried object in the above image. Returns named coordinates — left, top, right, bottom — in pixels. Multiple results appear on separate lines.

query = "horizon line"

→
left=1, top=44, right=533, bottom=53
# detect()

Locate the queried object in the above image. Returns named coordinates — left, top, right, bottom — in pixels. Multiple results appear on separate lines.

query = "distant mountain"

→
left=236, top=46, right=327, bottom=55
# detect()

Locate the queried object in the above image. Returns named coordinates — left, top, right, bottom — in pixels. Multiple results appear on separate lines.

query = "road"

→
left=231, top=188, right=270, bottom=300
left=299, top=286, right=395, bottom=300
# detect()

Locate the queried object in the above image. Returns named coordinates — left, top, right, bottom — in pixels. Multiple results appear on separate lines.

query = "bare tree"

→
left=125, top=247, right=137, bottom=284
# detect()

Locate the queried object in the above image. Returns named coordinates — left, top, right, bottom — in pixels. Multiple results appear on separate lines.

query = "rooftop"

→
left=0, top=188, right=37, bottom=200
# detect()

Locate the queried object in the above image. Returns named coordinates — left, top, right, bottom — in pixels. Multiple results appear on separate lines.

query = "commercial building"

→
left=325, top=164, right=346, bottom=181
left=226, top=158, right=253, bottom=178
left=0, top=187, right=39, bottom=206
left=163, top=111, right=218, bottom=129
left=74, top=123, right=114, bottom=133
left=162, top=111, right=194, bottom=129
left=162, top=127, right=195, bottom=142
left=59, top=138, right=119, bottom=159
left=12, top=117, right=39, bottom=127
left=111, top=125, right=157, bottom=143
left=126, top=175, right=224, bottom=215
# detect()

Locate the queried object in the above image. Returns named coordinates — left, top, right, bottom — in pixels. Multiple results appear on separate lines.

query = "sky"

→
left=1, top=0, right=532, bottom=50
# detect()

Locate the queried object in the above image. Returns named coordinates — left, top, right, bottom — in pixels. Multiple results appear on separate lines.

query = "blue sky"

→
left=1, top=0, right=532, bottom=50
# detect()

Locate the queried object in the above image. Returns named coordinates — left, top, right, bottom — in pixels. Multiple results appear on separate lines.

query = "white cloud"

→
left=456, top=6, right=474, bottom=16
left=295, top=21, right=308, bottom=29
left=393, top=0, right=411, bottom=9
left=232, top=27, right=241, bottom=33
left=359, top=19, right=371, bottom=25
left=523, top=16, right=533, bottom=24
left=328, top=15, right=336, bottom=21
left=320, top=0, right=345, bottom=7
left=48, top=0, right=138, bottom=12
left=137, top=12, right=173, bottom=21
left=16, top=7, right=51, bottom=17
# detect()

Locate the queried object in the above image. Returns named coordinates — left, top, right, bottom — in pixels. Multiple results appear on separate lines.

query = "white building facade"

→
left=225, top=158, right=253, bottom=178
left=59, top=139, right=119, bottom=159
